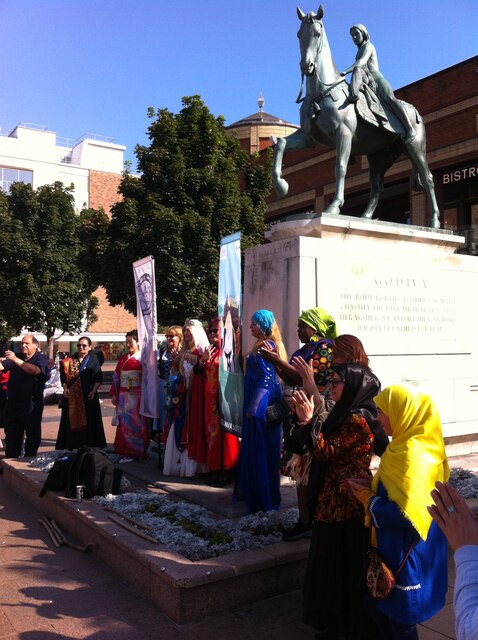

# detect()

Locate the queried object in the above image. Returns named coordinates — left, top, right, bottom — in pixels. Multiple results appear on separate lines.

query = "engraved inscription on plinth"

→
left=331, top=266, right=464, bottom=355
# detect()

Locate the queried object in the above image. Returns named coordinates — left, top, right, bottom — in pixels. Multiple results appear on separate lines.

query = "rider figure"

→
left=341, top=24, right=416, bottom=144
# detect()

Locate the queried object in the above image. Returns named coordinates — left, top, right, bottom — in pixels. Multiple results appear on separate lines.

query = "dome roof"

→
left=227, top=110, right=298, bottom=130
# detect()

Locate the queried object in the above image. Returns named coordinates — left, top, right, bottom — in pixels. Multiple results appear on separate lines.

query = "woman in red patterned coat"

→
left=196, top=318, right=239, bottom=485
left=292, top=362, right=381, bottom=640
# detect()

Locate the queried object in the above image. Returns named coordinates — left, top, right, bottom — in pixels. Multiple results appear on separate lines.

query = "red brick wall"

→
left=89, top=171, right=122, bottom=217
left=87, top=170, right=136, bottom=334
left=88, top=287, right=137, bottom=333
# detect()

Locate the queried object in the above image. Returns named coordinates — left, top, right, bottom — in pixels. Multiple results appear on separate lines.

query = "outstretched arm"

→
left=260, top=342, right=302, bottom=386
left=2, top=350, right=41, bottom=376
left=429, top=482, right=478, bottom=640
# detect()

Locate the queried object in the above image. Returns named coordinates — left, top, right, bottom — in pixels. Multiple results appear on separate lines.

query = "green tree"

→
left=99, top=95, right=271, bottom=324
left=0, top=182, right=99, bottom=355
left=0, top=189, right=36, bottom=341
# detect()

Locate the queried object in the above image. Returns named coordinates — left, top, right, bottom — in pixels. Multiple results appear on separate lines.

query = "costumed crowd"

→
left=0, top=306, right=477, bottom=640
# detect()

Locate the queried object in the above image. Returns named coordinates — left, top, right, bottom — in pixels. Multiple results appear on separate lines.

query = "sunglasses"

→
left=77, top=343, right=89, bottom=348
left=328, top=379, right=344, bottom=388
left=166, top=335, right=178, bottom=339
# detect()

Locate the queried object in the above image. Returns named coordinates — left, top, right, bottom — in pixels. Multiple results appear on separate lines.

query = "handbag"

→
left=366, top=537, right=416, bottom=600
left=266, top=398, right=291, bottom=425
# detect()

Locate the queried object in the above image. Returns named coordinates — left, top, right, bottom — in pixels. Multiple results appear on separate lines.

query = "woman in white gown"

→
left=163, top=319, right=210, bottom=477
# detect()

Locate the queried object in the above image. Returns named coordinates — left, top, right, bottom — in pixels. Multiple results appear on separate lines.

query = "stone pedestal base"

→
left=244, top=214, right=478, bottom=437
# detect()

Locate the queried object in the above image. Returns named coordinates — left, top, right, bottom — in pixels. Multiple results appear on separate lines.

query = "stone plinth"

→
left=244, top=213, right=478, bottom=438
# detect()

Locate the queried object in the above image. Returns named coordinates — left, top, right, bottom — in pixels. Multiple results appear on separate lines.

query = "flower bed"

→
left=95, top=491, right=298, bottom=561
left=449, top=467, right=478, bottom=498
left=30, top=451, right=298, bottom=561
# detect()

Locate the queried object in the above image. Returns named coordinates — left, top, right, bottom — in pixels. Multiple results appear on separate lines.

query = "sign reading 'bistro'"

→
left=442, top=163, right=478, bottom=184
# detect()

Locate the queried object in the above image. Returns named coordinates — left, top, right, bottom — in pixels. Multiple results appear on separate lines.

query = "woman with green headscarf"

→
left=261, top=307, right=337, bottom=541
left=261, top=306, right=337, bottom=389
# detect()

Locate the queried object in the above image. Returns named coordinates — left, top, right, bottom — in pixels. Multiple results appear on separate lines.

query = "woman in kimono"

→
left=56, top=336, right=106, bottom=450
left=234, top=309, right=287, bottom=513
left=110, top=330, right=148, bottom=459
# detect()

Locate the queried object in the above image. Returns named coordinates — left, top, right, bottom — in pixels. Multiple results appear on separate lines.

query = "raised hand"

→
left=428, top=481, right=478, bottom=551
left=291, top=388, right=315, bottom=424
left=291, top=355, right=316, bottom=396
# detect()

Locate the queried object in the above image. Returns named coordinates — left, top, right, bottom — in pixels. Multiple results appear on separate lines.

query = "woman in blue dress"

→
left=235, top=309, right=287, bottom=513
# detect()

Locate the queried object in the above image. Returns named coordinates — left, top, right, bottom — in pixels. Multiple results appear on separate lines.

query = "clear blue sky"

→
left=1, top=0, right=477, bottom=168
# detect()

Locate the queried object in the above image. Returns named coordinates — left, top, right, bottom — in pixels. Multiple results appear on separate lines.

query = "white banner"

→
left=133, top=256, right=159, bottom=418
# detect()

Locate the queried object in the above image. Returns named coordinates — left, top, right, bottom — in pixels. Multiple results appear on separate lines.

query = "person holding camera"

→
left=0, top=334, right=49, bottom=458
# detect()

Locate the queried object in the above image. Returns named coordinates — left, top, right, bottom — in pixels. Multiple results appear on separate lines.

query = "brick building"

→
left=0, top=123, right=136, bottom=358
left=229, top=57, right=478, bottom=255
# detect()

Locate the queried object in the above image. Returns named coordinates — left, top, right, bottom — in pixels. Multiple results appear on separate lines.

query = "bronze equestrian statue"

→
left=272, top=6, right=440, bottom=229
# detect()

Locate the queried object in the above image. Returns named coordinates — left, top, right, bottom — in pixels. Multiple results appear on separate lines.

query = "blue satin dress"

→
left=235, top=344, right=283, bottom=513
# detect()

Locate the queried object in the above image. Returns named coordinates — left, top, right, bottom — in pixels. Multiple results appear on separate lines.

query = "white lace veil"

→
left=184, top=319, right=210, bottom=353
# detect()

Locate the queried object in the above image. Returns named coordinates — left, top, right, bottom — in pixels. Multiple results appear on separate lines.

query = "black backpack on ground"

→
left=65, top=446, right=123, bottom=499
left=40, top=447, right=122, bottom=499
left=39, top=452, right=77, bottom=497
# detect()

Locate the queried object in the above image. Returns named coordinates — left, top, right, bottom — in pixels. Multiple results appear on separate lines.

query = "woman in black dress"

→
left=56, top=336, right=106, bottom=450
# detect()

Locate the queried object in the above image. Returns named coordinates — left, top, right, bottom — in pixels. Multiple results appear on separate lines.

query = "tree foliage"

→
left=0, top=182, right=98, bottom=351
left=0, top=188, right=36, bottom=341
left=98, top=95, right=271, bottom=325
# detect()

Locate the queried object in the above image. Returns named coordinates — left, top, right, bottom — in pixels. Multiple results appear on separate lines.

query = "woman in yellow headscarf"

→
left=348, top=384, right=449, bottom=639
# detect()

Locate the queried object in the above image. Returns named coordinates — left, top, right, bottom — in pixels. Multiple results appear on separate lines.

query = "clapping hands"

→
left=291, top=355, right=316, bottom=396
left=291, top=389, right=315, bottom=424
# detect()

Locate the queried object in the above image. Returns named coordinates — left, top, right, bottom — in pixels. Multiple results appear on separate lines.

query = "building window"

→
left=0, top=167, right=33, bottom=193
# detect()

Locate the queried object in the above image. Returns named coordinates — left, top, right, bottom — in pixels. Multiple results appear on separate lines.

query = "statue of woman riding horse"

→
left=272, top=6, right=440, bottom=229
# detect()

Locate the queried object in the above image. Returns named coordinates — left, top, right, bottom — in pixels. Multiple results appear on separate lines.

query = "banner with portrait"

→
left=133, top=256, right=159, bottom=418
left=218, top=232, right=243, bottom=436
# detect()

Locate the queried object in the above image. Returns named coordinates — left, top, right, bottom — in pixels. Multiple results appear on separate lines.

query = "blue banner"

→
left=218, top=232, right=243, bottom=436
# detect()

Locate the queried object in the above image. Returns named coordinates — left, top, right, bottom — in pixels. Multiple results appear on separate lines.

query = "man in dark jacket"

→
left=0, top=334, right=49, bottom=458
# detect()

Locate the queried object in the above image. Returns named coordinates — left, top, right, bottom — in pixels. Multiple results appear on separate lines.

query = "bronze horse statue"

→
left=272, top=6, right=441, bottom=228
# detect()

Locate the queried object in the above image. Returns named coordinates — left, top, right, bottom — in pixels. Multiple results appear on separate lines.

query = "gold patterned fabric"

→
left=61, top=357, right=87, bottom=432
left=120, top=370, right=142, bottom=390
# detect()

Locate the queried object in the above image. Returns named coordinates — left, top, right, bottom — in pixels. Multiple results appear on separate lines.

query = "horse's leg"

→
left=362, top=162, right=384, bottom=219
left=363, top=145, right=401, bottom=219
left=272, top=128, right=315, bottom=198
left=323, top=127, right=352, bottom=215
left=416, top=159, right=441, bottom=229
left=403, top=127, right=441, bottom=229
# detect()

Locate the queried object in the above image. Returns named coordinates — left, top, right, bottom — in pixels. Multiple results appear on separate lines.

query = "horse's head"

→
left=297, top=6, right=325, bottom=76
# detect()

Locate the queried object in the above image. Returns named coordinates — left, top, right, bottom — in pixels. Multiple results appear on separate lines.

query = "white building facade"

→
left=0, top=123, right=136, bottom=357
